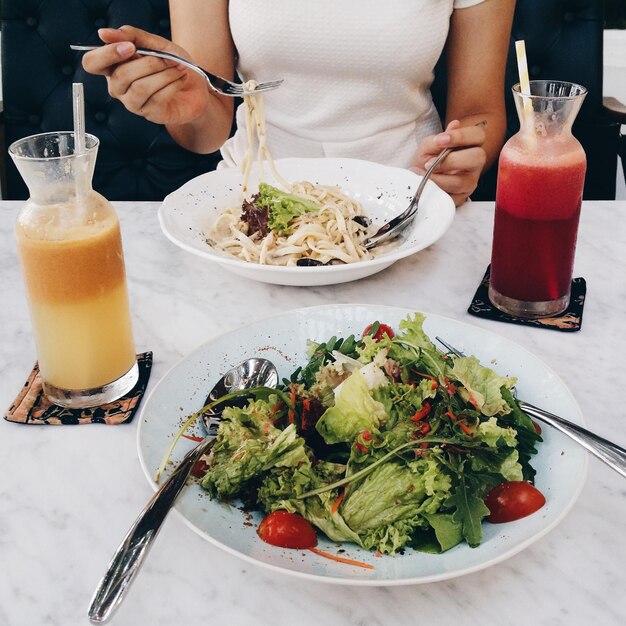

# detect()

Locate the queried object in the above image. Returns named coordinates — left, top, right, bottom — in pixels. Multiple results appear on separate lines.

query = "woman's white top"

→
left=220, top=0, right=485, bottom=169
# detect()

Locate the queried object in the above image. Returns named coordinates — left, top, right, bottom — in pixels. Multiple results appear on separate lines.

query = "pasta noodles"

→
left=207, top=81, right=374, bottom=266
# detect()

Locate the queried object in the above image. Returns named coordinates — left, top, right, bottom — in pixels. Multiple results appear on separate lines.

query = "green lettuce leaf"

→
left=202, top=401, right=310, bottom=499
left=341, top=458, right=452, bottom=532
left=418, top=512, right=464, bottom=553
left=315, top=369, right=388, bottom=444
left=256, top=182, right=321, bottom=233
left=449, top=356, right=516, bottom=416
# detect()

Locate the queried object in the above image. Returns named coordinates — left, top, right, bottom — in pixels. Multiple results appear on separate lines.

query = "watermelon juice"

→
left=488, top=143, right=586, bottom=317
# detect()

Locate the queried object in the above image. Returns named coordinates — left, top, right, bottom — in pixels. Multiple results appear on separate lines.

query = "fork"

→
left=364, top=120, right=487, bottom=250
left=435, top=336, right=626, bottom=479
left=70, top=44, right=283, bottom=97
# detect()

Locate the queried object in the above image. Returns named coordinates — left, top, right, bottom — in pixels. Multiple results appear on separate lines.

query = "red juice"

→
left=490, top=146, right=586, bottom=304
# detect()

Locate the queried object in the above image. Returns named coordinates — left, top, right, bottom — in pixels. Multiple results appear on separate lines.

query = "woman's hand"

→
left=81, top=25, right=212, bottom=126
left=410, top=120, right=487, bottom=207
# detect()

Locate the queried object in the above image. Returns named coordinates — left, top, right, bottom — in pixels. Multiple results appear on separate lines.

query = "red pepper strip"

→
left=301, top=398, right=311, bottom=430
left=355, top=442, right=368, bottom=454
left=443, top=378, right=457, bottom=396
left=288, top=388, right=297, bottom=424
left=270, top=401, right=284, bottom=416
left=411, top=401, right=431, bottom=422
left=459, top=422, right=474, bottom=436
left=445, top=410, right=456, bottom=421
left=414, top=371, right=439, bottom=389
left=420, top=422, right=431, bottom=435
left=330, top=490, right=345, bottom=515
left=361, top=429, right=372, bottom=441
left=181, top=433, right=204, bottom=442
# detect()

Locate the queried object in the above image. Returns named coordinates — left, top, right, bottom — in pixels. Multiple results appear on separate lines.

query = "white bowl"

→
left=158, top=157, right=455, bottom=286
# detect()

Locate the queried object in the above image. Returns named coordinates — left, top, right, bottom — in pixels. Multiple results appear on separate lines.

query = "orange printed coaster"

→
left=468, top=266, right=585, bottom=332
left=4, top=352, right=153, bottom=425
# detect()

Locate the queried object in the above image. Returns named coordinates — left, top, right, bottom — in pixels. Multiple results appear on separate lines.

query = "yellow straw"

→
left=514, top=40, right=533, bottom=115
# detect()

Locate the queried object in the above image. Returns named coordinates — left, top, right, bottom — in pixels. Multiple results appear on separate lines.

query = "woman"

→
left=82, top=0, right=515, bottom=206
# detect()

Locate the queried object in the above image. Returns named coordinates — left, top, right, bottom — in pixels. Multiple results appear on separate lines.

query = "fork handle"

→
left=87, top=437, right=215, bottom=623
left=519, top=400, right=626, bottom=479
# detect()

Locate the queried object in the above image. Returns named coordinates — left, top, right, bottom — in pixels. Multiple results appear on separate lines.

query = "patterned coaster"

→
left=468, top=267, right=586, bottom=332
left=4, top=352, right=153, bottom=425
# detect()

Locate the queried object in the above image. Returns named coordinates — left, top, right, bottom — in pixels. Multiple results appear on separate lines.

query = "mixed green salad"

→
left=192, top=313, right=542, bottom=556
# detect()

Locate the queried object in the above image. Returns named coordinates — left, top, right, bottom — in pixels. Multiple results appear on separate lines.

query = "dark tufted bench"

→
left=1, top=0, right=222, bottom=201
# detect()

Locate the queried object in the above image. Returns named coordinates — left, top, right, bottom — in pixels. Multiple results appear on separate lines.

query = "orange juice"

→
left=16, top=195, right=136, bottom=391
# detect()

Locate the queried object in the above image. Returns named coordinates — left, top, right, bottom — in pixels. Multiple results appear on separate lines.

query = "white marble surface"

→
left=1, top=199, right=625, bottom=626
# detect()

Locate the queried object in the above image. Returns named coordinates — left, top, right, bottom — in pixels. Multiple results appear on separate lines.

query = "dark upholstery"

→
left=1, top=0, right=221, bottom=201
left=1, top=0, right=622, bottom=201
left=432, top=0, right=621, bottom=200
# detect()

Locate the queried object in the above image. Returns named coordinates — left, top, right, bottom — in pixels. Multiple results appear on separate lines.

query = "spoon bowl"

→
left=202, top=358, right=279, bottom=436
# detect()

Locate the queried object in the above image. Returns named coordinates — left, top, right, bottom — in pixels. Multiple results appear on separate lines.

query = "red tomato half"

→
left=257, top=511, right=318, bottom=549
left=484, top=481, right=546, bottom=523
left=362, top=323, right=395, bottom=342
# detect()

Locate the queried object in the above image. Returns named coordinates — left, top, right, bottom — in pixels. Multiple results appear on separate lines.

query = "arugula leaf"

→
left=445, top=474, right=490, bottom=548
left=294, top=334, right=361, bottom=388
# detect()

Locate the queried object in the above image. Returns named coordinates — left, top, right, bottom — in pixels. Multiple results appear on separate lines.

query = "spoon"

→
left=364, top=120, right=487, bottom=250
left=87, top=358, right=278, bottom=624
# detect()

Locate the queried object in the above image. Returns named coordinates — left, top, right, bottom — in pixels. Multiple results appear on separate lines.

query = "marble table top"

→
left=1, top=199, right=625, bottom=626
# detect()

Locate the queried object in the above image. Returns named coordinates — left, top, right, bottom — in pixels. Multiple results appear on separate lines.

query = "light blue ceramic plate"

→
left=136, top=304, right=587, bottom=585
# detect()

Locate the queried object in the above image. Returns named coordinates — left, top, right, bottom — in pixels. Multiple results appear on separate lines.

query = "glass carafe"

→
left=10, top=131, right=138, bottom=408
left=488, top=80, right=587, bottom=318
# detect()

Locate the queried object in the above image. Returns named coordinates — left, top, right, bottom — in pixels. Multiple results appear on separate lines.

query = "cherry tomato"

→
left=191, top=459, right=209, bottom=478
left=484, top=481, right=546, bottom=523
left=362, top=322, right=395, bottom=341
left=257, top=510, right=318, bottom=549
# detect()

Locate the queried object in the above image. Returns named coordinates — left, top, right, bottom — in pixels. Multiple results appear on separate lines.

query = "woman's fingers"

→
left=99, top=25, right=177, bottom=53
left=421, top=120, right=486, bottom=157
left=425, top=146, right=486, bottom=174
left=82, top=25, right=184, bottom=77
left=113, top=66, right=187, bottom=115
left=81, top=41, right=136, bottom=77
left=107, top=55, right=181, bottom=98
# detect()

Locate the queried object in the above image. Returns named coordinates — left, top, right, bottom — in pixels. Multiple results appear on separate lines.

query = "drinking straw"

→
left=514, top=40, right=533, bottom=116
left=72, top=83, right=87, bottom=209
left=72, top=82, right=86, bottom=155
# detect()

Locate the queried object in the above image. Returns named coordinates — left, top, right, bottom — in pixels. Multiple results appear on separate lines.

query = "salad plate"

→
left=136, top=304, right=587, bottom=585
left=158, top=158, right=455, bottom=286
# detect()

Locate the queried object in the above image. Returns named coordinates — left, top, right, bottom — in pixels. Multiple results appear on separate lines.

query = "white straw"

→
left=72, top=83, right=87, bottom=212
left=72, top=83, right=86, bottom=155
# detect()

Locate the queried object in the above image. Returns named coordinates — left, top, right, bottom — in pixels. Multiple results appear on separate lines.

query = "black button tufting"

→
left=563, top=12, right=575, bottom=23
left=132, top=158, right=144, bottom=169
left=94, top=17, right=106, bottom=28
left=94, top=111, right=106, bottom=123
left=530, top=65, right=541, bottom=77
left=28, top=114, right=40, bottom=125
left=26, top=17, right=38, bottom=27
left=62, top=65, right=74, bottom=76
